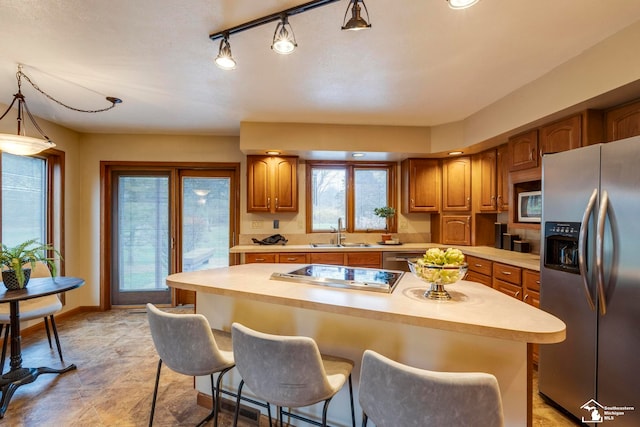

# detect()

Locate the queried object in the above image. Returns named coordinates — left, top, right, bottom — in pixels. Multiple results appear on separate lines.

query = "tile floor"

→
left=1, top=307, right=581, bottom=426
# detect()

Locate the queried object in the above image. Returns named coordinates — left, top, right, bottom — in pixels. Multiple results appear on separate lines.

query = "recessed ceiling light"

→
left=447, top=0, right=480, bottom=10
left=448, top=150, right=464, bottom=155
left=266, top=150, right=281, bottom=155
left=352, top=153, right=365, bottom=158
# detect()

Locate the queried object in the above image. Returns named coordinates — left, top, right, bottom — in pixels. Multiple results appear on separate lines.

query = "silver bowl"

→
left=407, top=260, right=468, bottom=300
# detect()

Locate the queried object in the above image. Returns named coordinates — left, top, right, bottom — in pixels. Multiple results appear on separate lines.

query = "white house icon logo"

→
left=581, top=399, right=605, bottom=423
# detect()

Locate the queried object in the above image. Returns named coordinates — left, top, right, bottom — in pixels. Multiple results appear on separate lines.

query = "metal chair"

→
left=146, top=303, right=235, bottom=427
left=359, top=349, right=504, bottom=427
left=231, top=322, right=356, bottom=427
left=0, top=261, right=63, bottom=371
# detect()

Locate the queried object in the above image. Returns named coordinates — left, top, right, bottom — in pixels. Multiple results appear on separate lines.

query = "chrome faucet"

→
left=337, top=217, right=346, bottom=246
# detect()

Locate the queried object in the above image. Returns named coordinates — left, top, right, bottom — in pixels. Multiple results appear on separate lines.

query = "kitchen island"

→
left=166, top=263, right=565, bottom=427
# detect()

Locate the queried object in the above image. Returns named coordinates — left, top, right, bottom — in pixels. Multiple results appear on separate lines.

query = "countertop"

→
left=230, top=243, right=541, bottom=271
left=166, top=263, right=565, bottom=344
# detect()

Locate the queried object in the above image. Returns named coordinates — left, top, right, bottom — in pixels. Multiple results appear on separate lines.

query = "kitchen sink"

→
left=310, top=243, right=371, bottom=248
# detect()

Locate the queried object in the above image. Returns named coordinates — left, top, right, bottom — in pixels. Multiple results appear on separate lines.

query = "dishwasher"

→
left=382, top=251, right=425, bottom=272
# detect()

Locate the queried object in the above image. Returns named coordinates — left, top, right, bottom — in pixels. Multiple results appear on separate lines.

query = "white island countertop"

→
left=166, top=263, right=564, bottom=344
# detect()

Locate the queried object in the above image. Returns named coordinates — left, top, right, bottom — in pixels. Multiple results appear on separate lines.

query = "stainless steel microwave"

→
left=518, top=190, right=542, bottom=223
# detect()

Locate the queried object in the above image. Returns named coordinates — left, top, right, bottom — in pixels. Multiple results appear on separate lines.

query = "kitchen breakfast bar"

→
left=166, top=263, right=565, bottom=427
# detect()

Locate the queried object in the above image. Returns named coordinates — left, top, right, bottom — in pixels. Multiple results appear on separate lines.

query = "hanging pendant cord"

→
left=17, top=69, right=122, bottom=114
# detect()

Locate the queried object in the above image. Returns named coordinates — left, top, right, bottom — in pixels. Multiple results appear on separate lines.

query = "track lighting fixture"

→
left=341, top=0, right=371, bottom=31
left=214, top=34, right=236, bottom=70
left=0, top=65, right=122, bottom=156
left=271, top=15, right=297, bottom=55
left=447, top=0, right=480, bottom=10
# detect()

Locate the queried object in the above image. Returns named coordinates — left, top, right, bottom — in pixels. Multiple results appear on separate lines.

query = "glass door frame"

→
left=100, top=161, right=240, bottom=310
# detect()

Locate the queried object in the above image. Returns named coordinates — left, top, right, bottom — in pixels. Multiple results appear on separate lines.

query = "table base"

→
left=0, top=364, right=77, bottom=418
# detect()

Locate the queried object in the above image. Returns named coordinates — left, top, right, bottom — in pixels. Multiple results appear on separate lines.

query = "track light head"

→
left=271, top=15, right=297, bottom=55
left=215, top=35, right=236, bottom=70
left=342, top=0, right=371, bottom=31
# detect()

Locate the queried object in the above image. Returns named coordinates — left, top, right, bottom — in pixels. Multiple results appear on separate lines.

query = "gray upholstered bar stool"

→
left=231, top=322, right=356, bottom=427
left=0, top=261, right=63, bottom=371
left=146, top=303, right=235, bottom=427
left=359, top=349, right=504, bottom=427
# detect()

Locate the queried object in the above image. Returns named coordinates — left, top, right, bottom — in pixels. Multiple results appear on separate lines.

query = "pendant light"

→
left=271, top=15, right=297, bottom=55
left=215, top=34, right=237, bottom=70
left=447, top=0, right=480, bottom=10
left=341, top=0, right=371, bottom=31
left=0, top=65, right=121, bottom=156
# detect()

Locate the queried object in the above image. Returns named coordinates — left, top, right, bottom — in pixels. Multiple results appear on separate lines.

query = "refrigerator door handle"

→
left=579, top=188, right=598, bottom=311
left=596, top=190, right=609, bottom=315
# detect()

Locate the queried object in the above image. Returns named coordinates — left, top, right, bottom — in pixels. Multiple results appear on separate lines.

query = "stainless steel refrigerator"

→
left=539, top=135, right=640, bottom=425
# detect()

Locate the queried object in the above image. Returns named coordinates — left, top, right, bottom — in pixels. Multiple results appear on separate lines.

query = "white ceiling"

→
left=1, top=0, right=640, bottom=137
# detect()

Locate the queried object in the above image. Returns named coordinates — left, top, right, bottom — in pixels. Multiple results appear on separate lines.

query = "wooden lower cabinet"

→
left=523, top=269, right=541, bottom=365
left=245, top=251, right=381, bottom=268
left=466, top=255, right=492, bottom=287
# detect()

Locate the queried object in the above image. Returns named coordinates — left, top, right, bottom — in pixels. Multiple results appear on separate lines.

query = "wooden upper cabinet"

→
left=401, top=158, right=441, bottom=213
left=539, top=114, right=581, bottom=155
left=496, top=144, right=510, bottom=212
left=508, top=130, right=539, bottom=171
left=606, top=99, right=640, bottom=142
left=247, top=155, right=298, bottom=213
left=473, top=150, right=497, bottom=212
left=442, top=156, right=471, bottom=211
left=441, top=215, right=471, bottom=245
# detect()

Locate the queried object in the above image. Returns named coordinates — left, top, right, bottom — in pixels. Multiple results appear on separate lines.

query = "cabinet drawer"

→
left=279, top=253, right=309, bottom=263
left=466, top=271, right=492, bottom=287
left=466, top=255, right=492, bottom=276
left=523, top=269, right=540, bottom=292
left=346, top=252, right=381, bottom=268
left=492, top=262, right=522, bottom=285
left=309, top=252, right=345, bottom=265
left=245, top=253, right=276, bottom=263
left=493, top=278, right=523, bottom=300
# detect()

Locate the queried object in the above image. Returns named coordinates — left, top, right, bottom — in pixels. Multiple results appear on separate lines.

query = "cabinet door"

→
left=441, top=215, right=471, bottom=245
left=272, top=157, right=298, bottom=212
left=466, top=271, right=492, bottom=287
left=247, top=156, right=271, bottom=212
left=474, top=150, right=497, bottom=212
left=605, top=99, right=640, bottom=142
left=540, top=115, right=581, bottom=155
left=278, top=253, right=309, bottom=263
left=244, top=253, right=276, bottom=263
left=401, top=159, right=441, bottom=213
left=442, top=157, right=471, bottom=211
left=346, top=252, right=381, bottom=268
left=496, top=144, right=510, bottom=212
left=309, top=252, right=345, bottom=265
left=247, top=156, right=298, bottom=213
left=509, top=130, right=539, bottom=171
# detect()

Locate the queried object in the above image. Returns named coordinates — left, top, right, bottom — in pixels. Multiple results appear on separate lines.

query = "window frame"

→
left=0, top=148, right=65, bottom=275
left=305, top=161, right=397, bottom=233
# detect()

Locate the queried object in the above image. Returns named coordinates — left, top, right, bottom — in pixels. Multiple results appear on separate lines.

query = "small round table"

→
left=0, top=276, right=84, bottom=418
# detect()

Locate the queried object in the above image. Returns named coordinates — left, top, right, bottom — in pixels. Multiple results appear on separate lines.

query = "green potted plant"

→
left=373, top=206, right=396, bottom=242
left=0, top=239, right=61, bottom=290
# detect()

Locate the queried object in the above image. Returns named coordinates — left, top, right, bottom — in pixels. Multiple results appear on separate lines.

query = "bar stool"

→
left=231, top=322, right=356, bottom=427
left=359, top=349, right=504, bottom=427
left=0, top=261, right=63, bottom=371
left=146, top=303, right=235, bottom=427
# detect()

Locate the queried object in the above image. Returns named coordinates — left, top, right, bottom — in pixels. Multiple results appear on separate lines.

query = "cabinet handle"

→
left=524, top=294, right=529, bottom=301
left=411, top=198, right=415, bottom=208
left=536, top=280, right=540, bottom=285
left=474, top=263, right=483, bottom=267
left=275, top=197, right=279, bottom=209
left=501, top=271, right=512, bottom=275
left=255, top=258, right=265, bottom=262
left=515, top=291, right=520, bottom=298
left=529, top=148, right=534, bottom=161
left=267, top=197, right=271, bottom=209
left=286, top=257, right=297, bottom=261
